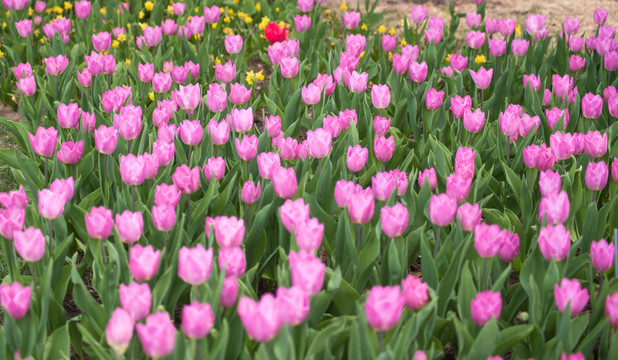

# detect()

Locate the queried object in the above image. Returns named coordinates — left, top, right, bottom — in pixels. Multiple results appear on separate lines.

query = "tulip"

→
left=348, top=188, right=375, bottom=224
left=582, top=93, right=603, bottom=119
left=343, top=11, right=361, bottom=29
left=289, top=250, right=325, bottom=296
left=585, top=161, right=609, bottom=191
left=402, top=275, right=429, bottom=310
left=554, top=278, right=588, bottom=315
left=57, top=140, right=84, bottom=165
left=12, top=63, right=32, bottom=79
left=469, top=67, right=493, bottom=90
left=539, top=191, right=570, bottom=225
left=425, top=88, right=445, bottom=110
left=613, top=158, right=618, bottom=182
left=346, top=145, right=368, bottom=173
left=457, top=203, right=482, bottom=232
left=136, top=312, right=176, bottom=358
left=499, top=18, right=516, bottom=36
left=119, top=154, right=146, bottom=186
left=85, top=206, right=113, bottom=240
left=273, top=166, right=298, bottom=199
left=230, top=83, right=252, bottom=105
left=294, top=217, right=324, bottom=253
left=462, top=108, right=485, bottom=134
left=15, top=19, right=33, bottom=37
left=106, top=308, right=135, bottom=356
left=339, top=109, right=358, bottom=130
left=446, top=174, right=472, bottom=203
left=550, top=132, right=576, bottom=161
left=382, top=34, right=396, bottom=52
left=238, top=294, right=282, bottom=342
left=499, top=232, right=520, bottom=262
left=0, top=186, right=28, bottom=209
left=257, top=152, right=281, bottom=180
left=429, top=194, right=457, bottom=226
left=538, top=224, right=570, bottom=262
left=49, top=177, right=74, bottom=203
left=306, top=128, right=332, bottom=159
left=569, top=55, right=586, bottom=72
left=302, top=83, right=321, bottom=105
left=241, top=181, right=261, bottom=205
left=16, top=75, right=36, bottom=96
left=409, top=61, right=428, bottom=83
left=466, top=30, right=485, bottom=49
left=418, top=168, right=438, bottom=190
left=114, top=211, right=143, bottom=244
left=210, top=216, right=244, bottom=248
left=584, top=131, right=607, bottom=158
left=552, top=74, right=573, bottom=98
left=410, top=5, right=428, bottom=23
left=594, top=8, right=608, bottom=25
left=38, top=189, right=65, bottom=220
left=590, top=239, right=615, bottom=273
left=206, top=83, right=227, bottom=112
left=424, top=28, right=443, bottom=44
left=280, top=198, right=311, bottom=233
left=545, top=107, right=569, bottom=130
left=129, top=244, right=160, bottom=282
left=511, top=39, right=529, bottom=56
left=201, top=157, right=225, bottom=182
left=276, top=286, right=310, bottom=327
left=221, top=277, right=238, bottom=308
left=178, top=244, right=213, bottom=286
left=204, top=5, right=221, bottom=23
left=182, top=302, right=214, bottom=340
left=13, top=227, right=45, bottom=262
left=348, top=71, right=368, bottom=93
left=470, top=291, right=502, bottom=325
left=228, top=108, right=253, bottom=133
left=44, top=55, right=69, bottom=76
left=215, top=61, right=236, bottom=83
left=606, top=293, right=618, bottom=327
left=115, top=114, right=142, bottom=142
left=29, top=126, right=58, bottom=158
left=92, top=31, right=111, bottom=52
left=372, top=172, right=396, bottom=202
left=487, top=37, right=506, bottom=57
left=365, top=285, right=404, bottom=332
left=539, top=170, right=562, bottom=197
left=172, top=165, right=200, bottom=194
left=371, top=116, right=389, bottom=137
left=75, top=0, right=92, bottom=18
left=152, top=205, right=176, bottom=232
left=294, top=14, right=312, bottom=32
left=374, top=135, right=395, bottom=162
left=371, top=84, right=391, bottom=109
left=381, top=204, right=408, bottom=238
left=474, top=223, right=505, bottom=258
left=218, top=247, right=246, bottom=278
left=0, top=282, right=31, bottom=319
left=119, top=282, right=151, bottom=321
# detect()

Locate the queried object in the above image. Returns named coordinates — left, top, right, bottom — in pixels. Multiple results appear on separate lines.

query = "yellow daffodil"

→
left=515, top=24, right=521, bottom=35
left=212, top=23, right=217, bottom=29
left=378, top=25, right=386, bottom=33
left=340, top=2, right=347, bottom=11
left=112, top=40, right=119, bottom=48
left=401, top=39, right=407, bottom=46
left=125, top=58, right=131, bottom=66
left=63, top=1, right=72, bottom=10
left=139, top=10, right=145, bottom=19
left=117, top=33, right=127, bottom=42
left=389, top=28, right=396, bottom=35
left=100, top=7, right=107, bottom=15
left=475, top=55, right=486, bottom=64
left=361, top=23, right=367, bottom=30
left=28, top=8, right=33, bottom=16
left=149, top=91, right=154, bottom=101
left=255, top=3, right=261, bottom=12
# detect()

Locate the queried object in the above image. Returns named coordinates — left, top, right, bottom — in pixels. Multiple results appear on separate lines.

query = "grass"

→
left=0, top=123, right=18, bottom=193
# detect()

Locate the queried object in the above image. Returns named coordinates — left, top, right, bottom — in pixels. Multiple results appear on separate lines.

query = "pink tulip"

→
left=136, top=312, right=176, bottom=358
left=382, top=34, right=396, bottom=52
left=228, top=108, right=253, bottom=133
left=429, top=194, right=457, bottom=226
left=294, top=217, right=324, bottom=253
left=511, top=39, right=529, bottom=56
left=584, top=131, right=607, bottom=158
left=581, top=93, right=603, bottom=119
left=365, top=285, right=404, bottom=332
left=471, top=291, right=502, bottom=325
left=182, top=302, right=214, bottom=339
left=175, top=84, right=201, bottom=112
left=371, top=84, right=391, bottom=109
left=29, top=126, right=57, bottom=157
left=218, top=247, right=246, bottom=278
left=539, top=170, right=562, bottom=197
left=294, top=14, right=312, bottom=32
left=114, top=211, right=143, bottom=244
left=585, top=161, right=609, bottom=191
left=172, top=165, right=200, bottom=194
left=12, top=63, right=33, bottom=79
left=85, top=206, right=113, bottom=240
left=16, top=75, right=36, bottom=96
left=457, top=203, right=482, bottom=232
left=497, top=231, right=519, bottom=262
left=234, top=135, right=258, bottom=162
left=238, top=294, right=282, bottom=342
left=204, top=5, right=220, bottom=23
left=612, top=158, right=618, bottom=182
left=152, top=72, right=172, bottom=93
left=301, top=83, right=321, bottom=105
left=590, top=239, right=614, bottom=272
left=38, top=189, right=65, bottom=220
left=606, top=293, right=618, bottom=327
left=474, top=223, right=505, bottom=258
left=563, top=17, right=580, bottom=35
left=44, top=55, right=69, bottom=76
left=15, top=19, right=32, bottom=37
left=0, top=282, right=31, bottom=320
left=106, top=308, right=135, bottom=356
left=466, top=30, right=485, bottom=49
left=347, top=187, right=375, bottom=224
left=230, top=83, right=252, bottom=105
left=338, top=108, right=358, bottom=130
left=402, top=275, right=429, bottom=310
left=450, top=95, right=471, bottom=119
left=343, top=10, right=361, bottom=29
left=119, top=154, right=146, bottom=186
left=347, top=145, right=368, bottom=172
left=550, top=132, right=576, bottom=161
left=152, top=205, right=176, bottom=232
left=13, top=227, right=45, bottom=262
left=469, top=67, right=493, bottom=90
left=539, top=191, right=570, bottom=225
left=499, top=18, right=516, bottom=36
left=554, top=278, right=588, bottom=315
left=424, top=28, right=442, bottom=44
left=280, top=198, right=310, bottom=233
left=207, top=83, right=227, bottom=112
left=273, top=166, right=298, bottom=199
left=462, top=108, right=485, bottom=133
left=257, top=152, right=281, bottom=180
left=0, top=186, right=28, bottom=209
left=381, top=203, right=408, bottom=238
left=212, top=216, right=244, bottom=248
left=75, top=0, right=92, bottom=18
left=552, top=74, right=573, bottom=98
left=348, top=71, right=368, bottom=93
left=374, top=135, right=395, bottom=162
left=323, top=115, right=342, bottom=138
left=241, top=181, right=261, bottom=205
left=220, top=277, right=238, bottom=308
left=277, top=286, right=310, bottom=326
left=410, top=5, right=428, bottom=23
left=307, top=128, right=332, bottom=159
left=418, top=168, right=438, bottom=190
left=569, top=55, right=586, bottom=72
left=129, top=244, right=159, bottom=282
left=92, top=31, right=111, bottom=52
left=488, top=37, right=506, bottom=57
left=215, top=61, right=236, bottom=83
left=425, top=88, right=445, bottom=110
left=49, top=177, right=74, bottom=203
left=56, top=140, right=83, bottom=165
left=372, top=172, right=396, bottom=201
left=410, top=61, right=428, bottom=83
left=455, top=147, right=476, bottom=180
left=119, top=282, right=151, bottom=321
left=538, top=224, right=570, bottom=262
left=446, top=174, right=472, bottom=203
left=545, top=107, right=569, bottom=130
left=178, top=244, right=213, bottom=286
left=289, top=250, right=325, bottom=296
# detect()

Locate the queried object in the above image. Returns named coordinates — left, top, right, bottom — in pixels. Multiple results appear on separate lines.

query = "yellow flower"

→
left=401, top=39, right=407, bottom=46
left=219, top=7, right=224, bottom=13
left=244, top=16, right=253, bottom=24
left=228, top=8, right=234, bottom=15
left=378, top=25, right=386, bottom=33
left=388, top=52, right=393, bottom=62
left=331, top=42, right=335, bottom=46
left=389, top=28, right=396, bottom=35
left=2, top=22, right=6, bottom=29
left=340, top=2, right=347, bottom=11
left=33, top=29, right=40, bottom=36
left=195, top=7, right=199, bottom=13
left=149, top=91, right=155, bottom=101
left=0, top=50, right=4, bottom=58
left=212, top=23, right=217, bottom=29
left=193, top=34, right=202, bottom=40
left=275, top=7, right=279, bottom=12
left=233, top=0, right=239, bottom=4
left=139, top=10, right=145, bottom=19
left=361, top=23, right=367, bottom=31
left=117, top=33, right=127, bottom=42
left=259, top=16, right=270, bottom=30
left=139, top=22, right=148, bottom=31
left=166, top=5, right=173, bottom=14
left=475, top=55, right=486, bottom=64
left=246, top=71, right=255, bottom=85
left=63, top=1, right=72, bottom=10
left=145, top=1, right=154, bottom=11
left=53, top=5, right=63, bottom=14
left=40, top=37, right=45, bottom=44
left=5, top=10, right=9, bottom=16
left=28, top=7, right=33, bottom=16
left=255, top=3, right=261, bottom=12
left=215, top=57, right=221, bottom=65
left=445, top=54, right=451, bottom=62
left=100, top=7, right=107, bottom=15
left=515, top=24, right=521, bottom=36
left=223, top=16, right=230, bottom=23
left=112, top=40, right=119, bottom=48
left=360, top=51, right=365, bottom=58
left=256, top=69, right=264, bottom=81
left=125, top=58, right=131, bottom=66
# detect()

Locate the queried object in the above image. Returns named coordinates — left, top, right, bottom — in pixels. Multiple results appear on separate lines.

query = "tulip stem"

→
left=356, top=224, right=362, bottom=249
left=247, top=204, right=252, bottom=229
left=195, top=339, right=201, bottom=360
left=141, top=82, right=146, bottom=111
left=397, top=75, right=402, bottom=103
left=101, top=240, right=107, bottom=265
left=482, top=258, right=488, bottom=291
left=505, top=139, right=510, bottom=166
left=187, top=146, right=193, bottom=167
left=163, top=232, right=168, bottom=268
left=30, top=262, right=36, bottom=290
left=433, top=225, right=440, bottom=257
left=48, top=219, right=54, bottom=254
left=317, top=158, right=322, bottom=180
left=55, top=75, right=59, bottom=101
left=44, top=157, right=49, bottom=185
left=599, top=272, right=604, bottom=296
left=131, top=186, right=136, bottom=211
left=562, top=160, right=566, bottom=177
left=592, top=191, right=597, bottom=207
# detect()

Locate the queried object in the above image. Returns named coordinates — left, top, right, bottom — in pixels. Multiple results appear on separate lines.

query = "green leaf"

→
left=467, top=317, right=499, bottom=359
left=43, top=324, right=70, bottom=360
left=495, top=325, right=534, bottom=355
